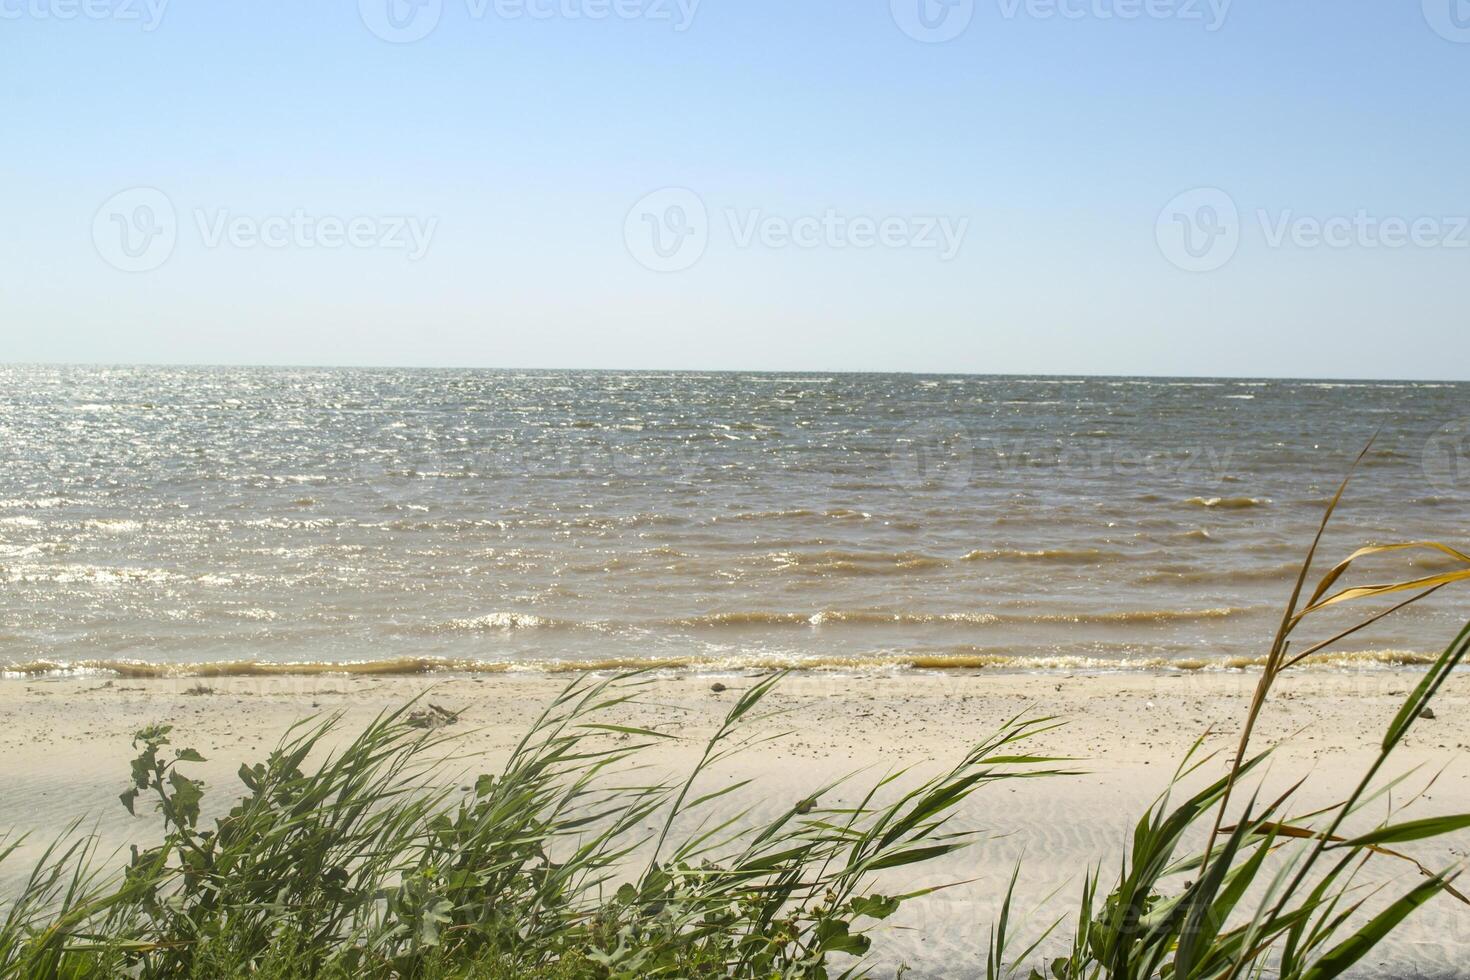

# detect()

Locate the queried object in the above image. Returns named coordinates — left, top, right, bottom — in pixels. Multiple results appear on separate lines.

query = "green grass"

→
left=5, top=462, right=1470, bottom=979
left=0, top=674, right=1072, bottom=979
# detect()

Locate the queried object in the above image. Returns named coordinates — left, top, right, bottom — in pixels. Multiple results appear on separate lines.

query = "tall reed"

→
left=989, top=453, right=1470, bottom=979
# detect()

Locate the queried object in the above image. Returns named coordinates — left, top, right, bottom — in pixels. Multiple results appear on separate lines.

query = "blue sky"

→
left=3, top=0, right=1468, bottom=377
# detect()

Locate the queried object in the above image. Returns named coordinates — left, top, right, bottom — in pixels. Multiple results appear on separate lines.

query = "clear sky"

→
left=4, top=1, right=1468, bottom=378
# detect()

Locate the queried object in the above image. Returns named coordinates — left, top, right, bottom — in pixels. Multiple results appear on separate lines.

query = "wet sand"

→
left=3, top=669, right=1469, bottom=978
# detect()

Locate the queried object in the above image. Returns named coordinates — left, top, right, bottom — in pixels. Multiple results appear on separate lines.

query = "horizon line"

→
left=2, top=361, right=1465, bottom=385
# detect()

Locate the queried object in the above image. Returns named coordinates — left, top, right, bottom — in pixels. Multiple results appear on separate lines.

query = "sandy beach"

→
left=5, top=667, right=1469, bottom=978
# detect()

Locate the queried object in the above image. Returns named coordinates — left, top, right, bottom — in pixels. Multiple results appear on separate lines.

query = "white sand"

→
left=3, top=669, right=1469, bottom=978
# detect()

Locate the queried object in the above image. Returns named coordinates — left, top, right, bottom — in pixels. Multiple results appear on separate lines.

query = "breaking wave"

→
left=1183, top=497, right=1272, bottom=510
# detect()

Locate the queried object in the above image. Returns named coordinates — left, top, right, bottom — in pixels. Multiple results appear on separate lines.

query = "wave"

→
left=0, top=565, right=277, bottom=588
left=434, top=612, right=566, bottom=631
left=1183, top=496, right=1271, bottom=510
left=82, top=518, right=143, bottom=533
left=763, top=547, right=1143, bottom=573
left=674, top=611, right=824, bottom=627
left=767, top=550, right=950, bottom=574
left=1, top=565, right=178, bottom=586
left=960, top=547, right=1125, bottom=564
left=726, top=508, right=818, bottom=522
left=829, top=607, right=1253, bottom=627
left=0, top=497, right=74, bottom=510
left=392, top=605, right=1259, bottom=635
left=1138, top=562, right=1302, bottom=585
left=725, top=508, right=872, bottom=523
left=673, top=610, right=1007, bottom=627
left=3, top=647, right=1439, bottom=679
left=1033, top=607, right=1247, bottom=624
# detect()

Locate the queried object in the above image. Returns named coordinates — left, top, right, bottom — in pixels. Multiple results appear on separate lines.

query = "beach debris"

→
left=710, top=682, right=728, bottom=693
left=407, top=703, right=461, bottom=729
left=184, top=683, right=215, bottom=697
left=1420, top=707, right=1437, bottom=721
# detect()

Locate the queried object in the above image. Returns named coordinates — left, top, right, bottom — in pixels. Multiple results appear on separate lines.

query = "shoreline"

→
left=5, top=669, right=1470, bottom=976
left=0, top=647, right=1452, bottom=679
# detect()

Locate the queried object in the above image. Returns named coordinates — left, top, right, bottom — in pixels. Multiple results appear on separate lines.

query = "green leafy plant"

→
left=0, top=674, right=1068, bottom=979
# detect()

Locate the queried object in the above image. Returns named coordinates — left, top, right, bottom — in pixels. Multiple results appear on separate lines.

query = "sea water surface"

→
left=2, top=366, right=1467, bottom=677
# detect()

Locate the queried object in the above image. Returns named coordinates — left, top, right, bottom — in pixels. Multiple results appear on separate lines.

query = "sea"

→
left=2, top=365, right=1468, bottom=678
